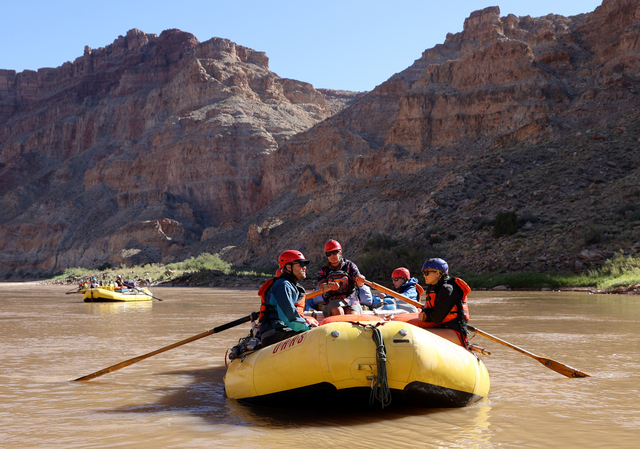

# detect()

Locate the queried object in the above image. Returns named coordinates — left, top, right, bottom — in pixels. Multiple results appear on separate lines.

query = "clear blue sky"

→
left=1, top=0, right=603, bottom=92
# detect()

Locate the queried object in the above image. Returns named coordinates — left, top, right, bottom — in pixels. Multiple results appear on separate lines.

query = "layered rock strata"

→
left=0, top=29, right=358, bottom=274
left=1, top=0, right=639, bottom=278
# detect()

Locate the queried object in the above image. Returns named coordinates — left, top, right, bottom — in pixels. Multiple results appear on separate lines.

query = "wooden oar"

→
left=73, top=312, right=259, bottom=382
left=467, top=325, right=591, bottom=378
left=364, top=280, right=591, bottom=378
left=363, top=280, right=422, bottom=308
left=135, top=287, right=164, bottom=301
left=305, top=288, right=325, bottom=300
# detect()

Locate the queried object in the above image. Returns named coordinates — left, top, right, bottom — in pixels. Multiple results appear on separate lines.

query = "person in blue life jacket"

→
left=89, top=277, right=100, bottom=289
left=366, top=267, right=421, bottom=312
left=317, top=239, right=367, bottom=317
left=258, top=250, right=319, bottom=347
left=390, top=267, right=422, bottom=302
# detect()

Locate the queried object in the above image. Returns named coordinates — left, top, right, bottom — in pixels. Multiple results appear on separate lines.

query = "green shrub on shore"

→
left=356, top=233, right=427, bottom=281
left=463, top=253, right=640, bottom=290
left=589, top=253, right=640, bottom=289
left=493, top=211, right=518, bottom=238
left=165, top=253, right=232, bottom=274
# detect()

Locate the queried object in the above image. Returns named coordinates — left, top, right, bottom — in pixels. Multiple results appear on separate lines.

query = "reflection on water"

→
left=85, top=301, right=154, bottom=315
left=1, top=284, right=640, bottom=448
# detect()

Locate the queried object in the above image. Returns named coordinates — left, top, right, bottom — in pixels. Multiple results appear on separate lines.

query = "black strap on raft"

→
left=455, top=296, right=470, bottom=348
left=369, top=324, right=392, bottom=408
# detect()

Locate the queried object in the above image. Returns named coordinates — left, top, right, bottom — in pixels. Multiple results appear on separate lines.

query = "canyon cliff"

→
left=0, top=30, right=360, bottom=274
left=1, top=0, right=639, bottom=279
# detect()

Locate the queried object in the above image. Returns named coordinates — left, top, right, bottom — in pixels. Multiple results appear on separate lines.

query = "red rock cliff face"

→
left=1, top=1, right=639, bottom=278
left=0, top=29, right=358, bottom=274
left=222, top=0, right=640, bottom=271
left=257, top=1, right=638, bottom=196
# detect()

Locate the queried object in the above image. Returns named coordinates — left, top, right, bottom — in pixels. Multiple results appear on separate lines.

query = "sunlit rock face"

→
left=2, top=0, right=640, bottom=277
left=226, top=0, right=640, bottom=272
left=0, top=28, right=359, bottom=275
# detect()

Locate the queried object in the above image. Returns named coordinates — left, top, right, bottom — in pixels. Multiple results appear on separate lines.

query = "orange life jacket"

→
left=423, top=278, right=471, bottom=323
left=257, top=278, right=276, bottom=323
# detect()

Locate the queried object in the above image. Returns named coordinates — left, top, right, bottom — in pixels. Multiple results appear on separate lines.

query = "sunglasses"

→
left=391, top=277, right=405, bottom=282
left=294, top=261, right=309, bottom=267
left=422, top=270, right=438, bottom=275
left=325, top=250, right=341, bottom=256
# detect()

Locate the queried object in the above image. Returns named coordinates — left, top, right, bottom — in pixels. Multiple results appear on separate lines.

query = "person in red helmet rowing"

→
left=317, top=240, right=368, bottom=317
left=258, top=250, right=318, bottom=347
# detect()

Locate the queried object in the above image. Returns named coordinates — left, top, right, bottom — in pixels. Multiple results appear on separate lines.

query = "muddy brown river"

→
left=1, top=283, right=638, bottom=448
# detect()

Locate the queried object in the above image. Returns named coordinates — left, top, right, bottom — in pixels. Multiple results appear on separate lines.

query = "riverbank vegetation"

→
left=50, top=252, right=272, bottom=287
left=46, top=250, right=640, bottom=294
left=463, top=252, right=640, bottom=291
left=355, top=234, right=640, bottom=293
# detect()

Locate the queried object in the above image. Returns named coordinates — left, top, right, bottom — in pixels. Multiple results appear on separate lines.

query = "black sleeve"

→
left=424, top=283, right=462, bottom=324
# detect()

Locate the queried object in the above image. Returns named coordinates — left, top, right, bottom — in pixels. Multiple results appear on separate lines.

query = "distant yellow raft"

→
left=224, top=318, right=490, bottom=408
left=83, top=286, right=153, bottom=302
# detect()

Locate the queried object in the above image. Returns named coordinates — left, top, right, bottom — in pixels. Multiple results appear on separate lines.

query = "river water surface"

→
left=1, top=283, right=639, bottom=448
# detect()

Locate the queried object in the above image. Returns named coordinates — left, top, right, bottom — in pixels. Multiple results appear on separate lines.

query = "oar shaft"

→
left=366, top=281, right=591, bottom=378
left=363, top=280, right=422, bottom=308
left=468, top=325, right=538, bottom=358
left=136, top=287, right=163, bottom=301
left=468, top=325, right=591, bottom=378
left=73, top=312, right=257, bottom=382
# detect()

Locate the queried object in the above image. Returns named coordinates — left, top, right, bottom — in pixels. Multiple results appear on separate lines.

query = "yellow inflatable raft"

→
left=83, top=286, right=153, bottom=302
left=224, top=317, right=490, bottom=408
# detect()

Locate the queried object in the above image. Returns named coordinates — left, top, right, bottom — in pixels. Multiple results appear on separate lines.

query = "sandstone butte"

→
left=0, top=0, right=639, bottom=280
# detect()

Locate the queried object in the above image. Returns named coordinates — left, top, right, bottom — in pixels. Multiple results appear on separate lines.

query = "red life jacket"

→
left=257, top=278, right=276, bottom=324
left=423, top=278, right=471, bottom=323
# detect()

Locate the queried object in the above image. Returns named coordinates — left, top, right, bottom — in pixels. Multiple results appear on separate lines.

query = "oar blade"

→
left=538, top=357, right=591, bottom=378
left=469, top=325, right=591, bottom=378
left=74, top=358, right=141, bottom=382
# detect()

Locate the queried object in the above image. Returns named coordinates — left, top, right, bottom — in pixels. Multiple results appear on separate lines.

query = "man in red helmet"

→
left=258, top=250, right=317, bottom=347
left=317, top=240, right=367, bottom=316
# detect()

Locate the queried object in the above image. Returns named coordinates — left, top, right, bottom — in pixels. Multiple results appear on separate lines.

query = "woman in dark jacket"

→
left=419, top=258, right=471, bottom=346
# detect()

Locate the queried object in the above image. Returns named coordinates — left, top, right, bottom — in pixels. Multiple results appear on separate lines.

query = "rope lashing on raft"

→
left=369, top=324, right=392, bottom=408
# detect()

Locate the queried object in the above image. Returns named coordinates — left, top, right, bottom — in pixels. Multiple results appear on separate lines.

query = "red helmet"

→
left=278, top=250, right=310, bottom=268
left=324, top=240, right=342, bottom=252
left=391, top=267, right=410, bottom=280
left=391, top=267, right=411, bottom=279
